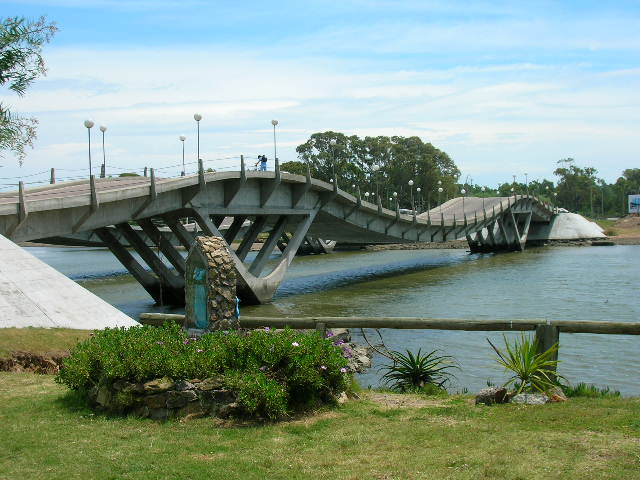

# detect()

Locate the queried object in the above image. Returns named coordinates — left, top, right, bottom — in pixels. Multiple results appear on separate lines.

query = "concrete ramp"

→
left=528, top=212, right=605, bottom=241
left=0, top=234, right=139, bottom=329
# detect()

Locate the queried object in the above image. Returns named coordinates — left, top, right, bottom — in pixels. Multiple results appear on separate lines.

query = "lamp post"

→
left=553, top=192, right=558, bottom=213
left=329, top=138, right=337, bottom=178
left=364, top=191, right=370, bottom=202
left=99, top=125, right=107, bottom=178
left=83, top=119, right=94, bottom=177
left=179, top=135, right=186, bottom=176
left=393, top=191, right=398, bottom=210
left=408, top=179, right=414, bottom=213
left=193, top=113, right=202, bottom=163
left=416, top=187, right=422, bottom=213
left=372, top=164, right=380, bottom=198
left=481, top=186, right=486, bottom=210
left=438, top=187, right=443, bottom=213
left=271, top=119, right=279, bottom=163
left=461, top=188, right=466, bottom=213
left=524, top=172, right=529, bottom=195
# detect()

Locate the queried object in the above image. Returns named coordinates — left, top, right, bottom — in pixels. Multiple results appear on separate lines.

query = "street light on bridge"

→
left=408, top=179, right=414, bottom=213
left=481, top=186, right=486, bottom=210
left=272, top=119, right=279, bottom=165
left=179, top=135, right=186, bottom=176
left=438, top=186, right=444, bottom=213
left=99, top=125, right=107, bottom=178
left=83, top=119, right=94, bottom=178
left=193, top=113, right=202, bottom=164
left=461, top=188, right=466, bottom=213
left=416, top=187, right=421, bottom=213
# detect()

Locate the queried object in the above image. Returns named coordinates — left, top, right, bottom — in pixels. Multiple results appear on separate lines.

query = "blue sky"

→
left=1, top=0, right=639, bottom=188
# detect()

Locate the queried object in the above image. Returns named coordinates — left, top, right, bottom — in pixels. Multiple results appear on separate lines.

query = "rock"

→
left=113, top=379, right=143, bottom=393
left=149, top=408, right=169, bottom=421
left=198, top=376, right=225, bottom=391
left=210, top=389, right=235, bottom=404
left=174, top=380, right=195, bottom=392
left=144, top=393, right=168, bottom=409
left=510, top=393, right=549, bottom=405
left=166, top=390, right=198, bottom=408
left=95, top=385, right=112, bottom=407
left=327, top=328, right=351, bottom=342
left=133, top=406, right=150, bottom=418
left=217, top=402, right=239, bottom=418
left=547, top=386, right=568, bottom=402
left=143, top=377, right=175, bottom=393
left=475, top=387, right=509, bottom=405
left=176, top=402, right=207, bottom=420
left=337, top=392, right=349, bottom=404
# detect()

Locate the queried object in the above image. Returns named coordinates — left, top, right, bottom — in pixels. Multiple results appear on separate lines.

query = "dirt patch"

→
left=363, top=391, right=448, bottom=409
left=611, top=216, right=640, bottom=240
left=0, top=351, right=68, bottom=374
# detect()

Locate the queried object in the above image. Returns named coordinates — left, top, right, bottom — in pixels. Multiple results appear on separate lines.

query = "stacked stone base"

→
left=88, top=376, right=239, bottom=421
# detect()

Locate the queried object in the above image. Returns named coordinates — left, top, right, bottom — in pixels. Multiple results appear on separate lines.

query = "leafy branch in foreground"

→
left=488, top=333, right=562, bottom=395
left=0, top=16, right=57, bottom=163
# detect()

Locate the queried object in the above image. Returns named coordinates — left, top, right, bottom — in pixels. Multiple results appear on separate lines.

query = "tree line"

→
left=283, top=132, right=639, bottom=217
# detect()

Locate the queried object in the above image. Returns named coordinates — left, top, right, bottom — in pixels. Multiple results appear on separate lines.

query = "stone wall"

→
left=185, top=236, right=238, bottom=331
left=89, top=376, right=239, bottom=421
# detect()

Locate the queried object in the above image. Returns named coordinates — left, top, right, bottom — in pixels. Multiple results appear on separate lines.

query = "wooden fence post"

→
left=535, top=324, right=560, bottom=375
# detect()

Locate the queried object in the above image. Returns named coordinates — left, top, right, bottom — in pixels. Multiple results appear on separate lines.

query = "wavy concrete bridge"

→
left=0, top=160, right=556, bottom=305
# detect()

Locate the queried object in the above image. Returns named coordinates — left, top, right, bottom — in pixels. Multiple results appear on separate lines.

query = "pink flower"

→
left=340, top=368, right=348, bottom=374
left=291, top=342, right=300, bottom=347
left=197, top=349, right=204, bottom=353
left=264, top=327, right=271, bottom=332
left=320, top=365, right=327, bottom=370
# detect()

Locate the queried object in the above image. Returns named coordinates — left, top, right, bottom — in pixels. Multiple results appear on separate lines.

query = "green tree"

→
left=553, top=158, right=600, bottom=214
left=0, top=16, right=57, bottom=164
left=295, top=132, right=460, bottom=210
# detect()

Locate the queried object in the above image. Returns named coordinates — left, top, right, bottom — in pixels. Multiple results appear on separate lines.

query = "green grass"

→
left=0, top=328, right=92, bottom=359
left=1, top=373, right=639, bottom=480
left=564, top=382, right=621, bottom=399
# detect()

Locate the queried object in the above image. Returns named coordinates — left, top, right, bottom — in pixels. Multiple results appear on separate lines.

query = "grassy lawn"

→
left=1, top=373, right=638, bottom=480
left=0, top=328, right=92, bottom=359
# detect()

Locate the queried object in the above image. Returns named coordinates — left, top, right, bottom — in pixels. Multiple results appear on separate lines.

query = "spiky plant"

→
left=488, top=333, right=561, bottom=394
left=380, top=349, right=456, bottom=393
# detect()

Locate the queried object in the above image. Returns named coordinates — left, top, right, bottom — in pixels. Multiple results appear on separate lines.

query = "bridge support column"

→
left=94, top=227, right=166, bottom=304
left=114, top=222, right=184, bottom=305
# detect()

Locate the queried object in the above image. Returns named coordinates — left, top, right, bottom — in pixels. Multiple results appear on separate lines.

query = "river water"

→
left=27, top=245, right=639, bottom=396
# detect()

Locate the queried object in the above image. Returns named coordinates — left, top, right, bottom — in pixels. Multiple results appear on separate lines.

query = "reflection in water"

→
left=27, top=245, right=639, bottom=395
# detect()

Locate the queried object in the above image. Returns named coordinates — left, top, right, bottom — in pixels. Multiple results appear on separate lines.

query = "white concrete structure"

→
left=528, top=212, right=606, bottom=241
left=0, top=233, right=139, bottom=329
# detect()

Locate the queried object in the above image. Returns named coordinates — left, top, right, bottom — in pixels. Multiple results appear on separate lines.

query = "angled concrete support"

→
left=236, top=216, right=268, bottom=261
left=115, top=222, right=184, bottom=304
left=223, top=215, right=247, bottom=244
left=164, top=215, right=196, bottom=250
left=249, top=215, right=288, bottom=276
left=94, top=226, right=166, bottom=304
left=138, top=218, right=186, bottom=276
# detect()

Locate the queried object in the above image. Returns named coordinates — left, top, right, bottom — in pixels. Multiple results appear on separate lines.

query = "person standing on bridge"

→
left=255, top=154, right=268, bottom=171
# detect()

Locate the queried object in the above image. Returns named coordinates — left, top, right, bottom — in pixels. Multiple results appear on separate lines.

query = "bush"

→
left=379, top=349, right=456, bottom=393
left=55, top=323, right=349, bottom=419
left=488, top=334, right=561, bottom=394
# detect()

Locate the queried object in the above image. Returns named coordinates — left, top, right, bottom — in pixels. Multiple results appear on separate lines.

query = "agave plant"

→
left=380, top=349, right=457, bottom=393
left=487, top=333, right=561, bottom=394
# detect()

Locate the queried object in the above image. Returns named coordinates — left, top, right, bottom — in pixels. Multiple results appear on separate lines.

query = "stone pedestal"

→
left=185, top=236, right=238, bottom=331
